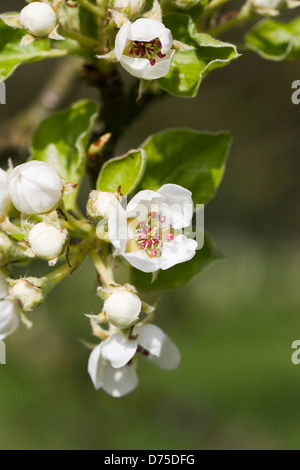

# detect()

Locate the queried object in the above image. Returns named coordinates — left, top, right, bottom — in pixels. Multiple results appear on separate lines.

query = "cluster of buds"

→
left=249, top=0, right=300, bottom=15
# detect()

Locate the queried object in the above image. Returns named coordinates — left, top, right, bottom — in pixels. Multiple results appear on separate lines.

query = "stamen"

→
left=165, top=233, right=174, bottom=241
left=149, top=58, right=156, bottom=66
left=151, top=249, right=157, bottom=257
left=160, top=216, right=166, bottom=223
left=157, top=52, right=166, bottom=59
left=150, top=211, right=158, bottom=218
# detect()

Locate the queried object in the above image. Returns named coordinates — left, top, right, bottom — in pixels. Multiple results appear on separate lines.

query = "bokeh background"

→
left=1, top=0, right=300, bottom=450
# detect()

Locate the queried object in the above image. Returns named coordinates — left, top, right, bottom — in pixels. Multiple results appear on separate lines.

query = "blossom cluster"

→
left=0, top=157, right=197, bottom=397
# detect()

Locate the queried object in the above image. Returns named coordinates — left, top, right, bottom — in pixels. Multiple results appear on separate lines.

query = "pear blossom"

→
left=88, top=324, right=180, bottom=397
left=8, top=161, right=63, bottom=215
left=108, top=183, right=197, bottom=273
left=0, top=169, right=10, bottom=216
left=103, top=290, right=142, bottom=329
left=20, top=2, right=58, bottom=38
left=0, top=271, right=20, bottom=340
left=109, top=0, right=145, bottom=16
left=114, top=18, right=175, bottom=79
left=28, top=223, right=67, bottom=261
left=90, top=191, right=119, bottom=219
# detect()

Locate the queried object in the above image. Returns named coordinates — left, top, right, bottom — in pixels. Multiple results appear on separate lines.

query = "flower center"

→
left=127, top=38, right=166, bottom=66
left=127, top=211, right=174, bottom=258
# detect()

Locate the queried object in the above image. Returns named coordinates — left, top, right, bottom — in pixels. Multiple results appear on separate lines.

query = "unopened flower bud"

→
left=8, top=161, right=63, bottom=215
left=87, top=190, right=118, bottom=221
left=28, top=223, right=67, bottom=261
left=20, top=2, right=58, bottom=37
left=0, top=168, right=10, bottom=216
left=104, top=290, right=142, bottom=329
left=10, top=278, right=44, bottom=312
left=109, top=0, right=145, bottom=17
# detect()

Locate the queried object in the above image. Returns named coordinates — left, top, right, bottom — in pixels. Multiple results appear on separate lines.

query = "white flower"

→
left=88, top=342, right=139, bottom=397
left=115, top=18, right=175, bottom=79
left=19, top=2, right=58, bottom=38
left=108, top=183, right=198, bottom=273
left=0, top=169, right=10, bottom=216
left=28, top=223, right=67, bottom=261
left=88, top=324, right=180, bottom=397
left=8, top=161, right=63, bottom=215
left=104, top=290, right=142, bottom=329
left=0, top=271, right=20, bottom=340
left=92, top=191, right=119, bottom=219
left=110, top=0, right=145, bottom=16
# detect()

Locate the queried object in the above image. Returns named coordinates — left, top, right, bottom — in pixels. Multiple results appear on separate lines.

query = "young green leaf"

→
left=30, top=100, right=99, bottom=210
left=97, top=149, right=146, bottom=195
left=158, top=13, right=240, bottom=97
left=0, top=17, right=71, bottom=81
left=129, top=234, right=221, bottom=291
left=140, top=128, right=231, bottom=205
left=244, top=17, right=300, bottom=61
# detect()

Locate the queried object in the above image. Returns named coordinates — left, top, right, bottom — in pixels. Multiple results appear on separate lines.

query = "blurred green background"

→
left=1, top=0, right=300, bottom=450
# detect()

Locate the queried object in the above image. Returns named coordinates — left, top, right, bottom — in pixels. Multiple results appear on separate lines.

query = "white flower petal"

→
left=158, top=183, right=193, bottom=229
left=102, top=361, right=139, bottom=397
left=159, top=28, right=173, bottom=54
left=115, top=21, right=131, bottom=62
left=88, top=343, right=104, bottom=390
left=123, top=250, right=161, bottom=273
left=119, top=55, right=151, bottom=80
left=128, top=18, right=165, bottom=42
left=0, top=300, right=20, bottom=341
left=142, top=49, right=174, bottom=80
left=101, top=333, right=138, bottom=368
left=108, top=203, right=128, bottom=253
left=134, top=324, right=181, bottom=370
left=160, top=234, right=197, bottom=270
left=127, top=190, right=164, bottom=218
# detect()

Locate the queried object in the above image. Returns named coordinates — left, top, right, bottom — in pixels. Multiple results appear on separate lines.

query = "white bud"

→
left=93, top=192, right=119, bottom=219
left=104, top=290, right=142, bottom=329
left=8, top=161, right=63, bottom=215
left=0, top=271, right=20, bottom=340
left=10, top=278, right=44, bottom=312
left=28, top=223, right=67, bottom=260
left=20, top=2, right=57, bottom=37
left=0, top=168, right=10, bottom=216
left=109, top=0, right=145, bottom=16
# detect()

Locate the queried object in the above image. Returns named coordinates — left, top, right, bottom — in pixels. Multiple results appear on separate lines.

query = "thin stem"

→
left=63, top=29, right=100, bottom=49
left=76, top=0, right=106, bottom=17
left=90, top=250, right=115, bottom=287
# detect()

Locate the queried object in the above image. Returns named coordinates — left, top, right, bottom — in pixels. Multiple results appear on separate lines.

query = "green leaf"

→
left=244, top=17, right=300, bottom=61
left=130, top=234, right=221, bottom=291
left=30, top=100, right=99, bottom=210
left=0, top=17, right=71, bottom=81
left=140, top=129, right=231, bottom=205
left=97, top=149, right=146, bottom=195
left=158, top=13, right=240, bottom=97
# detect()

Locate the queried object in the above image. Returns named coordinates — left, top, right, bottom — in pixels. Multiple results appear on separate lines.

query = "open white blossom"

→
left=8, top=161, right=63, bottom=215
left=20, top=2, right=58, bottom=37
left=108, top=183, right=197, bottom=273
left=103, top=290, right=142, bottom=329
left=28, top=223, right=67, bottom=261
left=0, top=169, right=10, bottom=216
left=88, top=341, right=139, bottom=397
left=0, top=271, right=20, bottom=341
left=88, top=324, right=180, bottom=397
left=114, top=18, right=175, bottom=79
